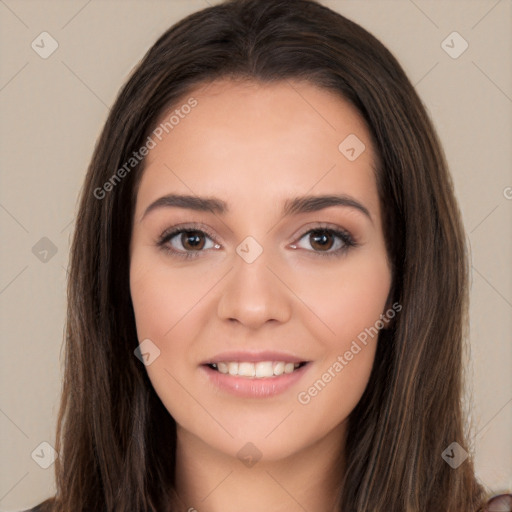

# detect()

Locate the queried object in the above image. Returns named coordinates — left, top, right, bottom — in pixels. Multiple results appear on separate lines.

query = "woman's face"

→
left=129, top=78, right=392, bottom=462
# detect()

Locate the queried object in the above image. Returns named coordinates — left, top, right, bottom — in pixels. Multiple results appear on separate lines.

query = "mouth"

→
left=200, top=351, right=311, bottom=397
left=205, top=361, right=309, bottom=378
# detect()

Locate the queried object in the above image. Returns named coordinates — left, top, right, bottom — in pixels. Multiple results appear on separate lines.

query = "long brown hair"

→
left=37, top=0, right=490, bottom=510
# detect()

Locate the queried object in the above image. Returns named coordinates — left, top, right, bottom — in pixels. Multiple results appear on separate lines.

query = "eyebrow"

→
left=141, top=193, right=372, bottom=222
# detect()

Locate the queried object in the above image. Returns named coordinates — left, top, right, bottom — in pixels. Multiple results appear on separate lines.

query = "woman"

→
left=23, top=0, right=508, bottom=510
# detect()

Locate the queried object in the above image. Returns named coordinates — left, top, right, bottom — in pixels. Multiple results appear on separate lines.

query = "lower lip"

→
left=201, top=364, right=310, bottom=398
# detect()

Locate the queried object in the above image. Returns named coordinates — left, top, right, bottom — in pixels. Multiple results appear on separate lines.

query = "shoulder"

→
left=18, top=496, right=57, bottom=512
left=19, top=505, right=46, bottom=512
left=484, top=493, right=512, bottom=512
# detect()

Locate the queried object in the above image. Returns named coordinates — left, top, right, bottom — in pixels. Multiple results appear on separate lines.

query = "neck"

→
left=173, top=424, right=346, bottom=512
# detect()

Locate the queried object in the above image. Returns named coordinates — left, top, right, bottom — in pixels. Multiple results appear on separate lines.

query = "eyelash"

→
left=155, top=222, right=357, bottom=260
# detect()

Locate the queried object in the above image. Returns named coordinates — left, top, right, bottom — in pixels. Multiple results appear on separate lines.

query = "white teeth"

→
left=255, top=361, right=274, bottom=378
left=273, top=361, right=285, bottom=376
left=284, top=362, right=295, bottom=374
left=217, top=362, right=228, bottom=374
left=238, top=362, right=256, bottom=377
left=210, top=361, right=303, bottom=378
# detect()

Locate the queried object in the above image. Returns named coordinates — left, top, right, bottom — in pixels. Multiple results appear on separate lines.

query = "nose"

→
left=216, top=245, right=292, bottom=330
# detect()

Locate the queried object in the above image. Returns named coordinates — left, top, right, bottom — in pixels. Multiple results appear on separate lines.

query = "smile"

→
left=202, top=360, right=311, bottom=398
left=207, top=361, right=307, bottom=378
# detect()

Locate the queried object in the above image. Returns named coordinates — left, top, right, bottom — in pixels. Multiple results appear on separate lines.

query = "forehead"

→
left=136, top=78, right=379, bottom=218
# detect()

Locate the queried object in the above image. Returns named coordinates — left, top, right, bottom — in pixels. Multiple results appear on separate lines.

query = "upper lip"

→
left=201, top=351, right=308, bottom=365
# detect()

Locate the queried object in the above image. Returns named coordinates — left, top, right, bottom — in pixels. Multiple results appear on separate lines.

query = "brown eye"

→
left=291, top=226, right=356, bottom=258
left=180, top=230, right=206, bottom=251
left=157, top=226, right=219, bottom=259
left=309, top=230, right=335, bottom=251
left=294, top=227, right=355, bottom=256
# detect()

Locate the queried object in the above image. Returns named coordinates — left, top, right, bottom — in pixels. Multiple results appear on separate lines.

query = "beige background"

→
left=0, top=0, right=510, bottom=509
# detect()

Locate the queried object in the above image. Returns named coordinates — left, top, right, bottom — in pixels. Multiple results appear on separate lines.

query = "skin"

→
left=129, top=78, right=392, bottom=512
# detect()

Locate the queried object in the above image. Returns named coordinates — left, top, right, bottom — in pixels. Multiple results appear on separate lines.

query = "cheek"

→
left=291, top=254, right=390, bottom=416
left=129, top=254, right=209, bottom=423
left=129, top=251, right=219, bottom=402
left=289, top=249, right=392, bottom=351
left=129, top=251, right=213, bottom=342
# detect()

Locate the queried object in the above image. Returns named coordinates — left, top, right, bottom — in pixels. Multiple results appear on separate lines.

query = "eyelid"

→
left=290, top=221, right=355, bottom=244
left=289, top=222, right=357, bottom=255
left=155, top=222, right=221, bottom=260
left=156, top=221, right=357, bottom=259
left=158, top=222, right=220, bottom=244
